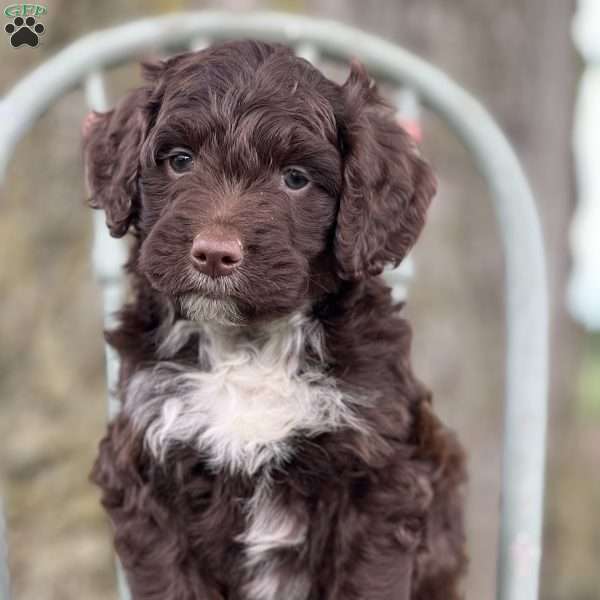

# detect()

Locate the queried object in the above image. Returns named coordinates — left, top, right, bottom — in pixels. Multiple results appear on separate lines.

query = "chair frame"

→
left=0, top=12, right=549, bottom=600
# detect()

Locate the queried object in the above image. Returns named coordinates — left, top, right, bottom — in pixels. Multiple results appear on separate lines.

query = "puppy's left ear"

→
left=83, top=61, right=165, bottom=237
left=335, top=62, right=437, bottom=280
left=82, top=88, right=151, bottom=238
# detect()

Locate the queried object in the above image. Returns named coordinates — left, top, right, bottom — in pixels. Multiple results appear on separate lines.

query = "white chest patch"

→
left=238, top=482, right=311, bottom=600
left=127, top=312, right=366, bottom=474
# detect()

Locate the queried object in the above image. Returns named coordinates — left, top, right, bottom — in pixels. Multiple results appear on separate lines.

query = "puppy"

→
left=84, top=40, right=467, bottom=600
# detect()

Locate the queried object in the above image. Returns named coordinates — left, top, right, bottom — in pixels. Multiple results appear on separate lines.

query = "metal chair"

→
left=0, top=12, right=549, bottom=600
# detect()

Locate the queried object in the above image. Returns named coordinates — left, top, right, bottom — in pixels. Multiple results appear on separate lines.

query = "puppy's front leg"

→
left=324, top=515, right=417, bottom=600
left=91, top=415, right=224, bottom=600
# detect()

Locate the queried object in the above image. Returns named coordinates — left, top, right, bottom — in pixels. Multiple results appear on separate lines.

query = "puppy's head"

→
left=84, top=41, right=436, bottom=326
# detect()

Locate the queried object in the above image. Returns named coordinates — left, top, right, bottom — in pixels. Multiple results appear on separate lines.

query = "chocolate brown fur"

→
left=85, top=40, right=467, bottom=600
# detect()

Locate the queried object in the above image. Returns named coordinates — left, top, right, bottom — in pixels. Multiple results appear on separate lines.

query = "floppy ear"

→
left=83, top=63, right=164, bottom=237
left=335, top=62, right=437, bottom=280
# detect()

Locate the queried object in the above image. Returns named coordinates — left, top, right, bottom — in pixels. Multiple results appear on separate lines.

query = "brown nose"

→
left=190, top=230, right=243, bottom=277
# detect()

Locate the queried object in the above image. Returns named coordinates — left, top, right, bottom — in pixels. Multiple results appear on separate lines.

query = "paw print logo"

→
left=5, top=16, right=45, bottom=48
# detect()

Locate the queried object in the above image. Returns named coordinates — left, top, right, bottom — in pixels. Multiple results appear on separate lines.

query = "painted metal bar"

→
left=385, top=87, right=422, bottom=302
left=294, top=41, right=319, bottom=64
left=0, top=13, right=549, bottom=600
left=189, top=36, right=210, bottom=51
left=84, top=73, right=129, bottom=421
left=84, top=73, right=132, bottom=600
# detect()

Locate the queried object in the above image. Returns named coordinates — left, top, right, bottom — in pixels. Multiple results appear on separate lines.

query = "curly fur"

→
left=128, top=314, right=368, bottom=475
left=84, top=40, right=467, bottom=600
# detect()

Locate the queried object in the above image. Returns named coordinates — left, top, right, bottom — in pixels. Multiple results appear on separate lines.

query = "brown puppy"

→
left=84, top=40, right=467, bottom=600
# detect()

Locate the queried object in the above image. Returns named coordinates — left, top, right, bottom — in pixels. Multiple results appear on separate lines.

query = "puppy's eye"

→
left=168, top=151, right=194, bottom=174
left=283, top=168, right=310, bottom=191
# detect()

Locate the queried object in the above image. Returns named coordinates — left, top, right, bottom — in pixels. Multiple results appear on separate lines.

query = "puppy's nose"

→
left=190, top=230, right=243, bottom=277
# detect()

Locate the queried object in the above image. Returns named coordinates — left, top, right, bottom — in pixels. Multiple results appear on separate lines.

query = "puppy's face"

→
left=136, top=47, right=342, bottom=324
left=84, top=41, right=436, bottom=326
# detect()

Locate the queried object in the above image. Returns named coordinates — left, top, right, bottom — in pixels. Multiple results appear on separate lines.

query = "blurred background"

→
left=1, top=0, right=598, bottom=599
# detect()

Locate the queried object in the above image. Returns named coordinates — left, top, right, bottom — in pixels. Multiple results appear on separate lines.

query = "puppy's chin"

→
left=178, top=293, right=244, bottom=327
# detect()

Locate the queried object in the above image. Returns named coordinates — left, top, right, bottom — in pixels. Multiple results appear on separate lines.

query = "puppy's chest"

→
left=127, top=317, right=363, bottom=475
left=176, top=473, right=315, bottom=600
left=234, top=482, right=314, bottom=600
left=124, top=317, right=363, bottom=599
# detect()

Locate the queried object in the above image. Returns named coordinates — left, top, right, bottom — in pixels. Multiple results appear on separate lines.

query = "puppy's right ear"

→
left=83, top=67, right=161, bottom=237
left=334, top=62, right=436, bottom=280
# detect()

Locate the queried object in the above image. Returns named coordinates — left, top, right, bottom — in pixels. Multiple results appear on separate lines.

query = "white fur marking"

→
left=129, top=313, right=367, bottom=475
left=243, top=568, right=311, bottom=600
left=239, top=483, right=310, bottom=600
left=178, top=293, right=243, bottom=326
left=239, top=487, right=307, bottom=563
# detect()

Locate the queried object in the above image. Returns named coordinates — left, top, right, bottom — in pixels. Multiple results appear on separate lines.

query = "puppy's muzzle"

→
left=191, top=226, right=243, bottom=278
